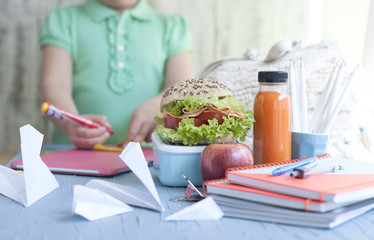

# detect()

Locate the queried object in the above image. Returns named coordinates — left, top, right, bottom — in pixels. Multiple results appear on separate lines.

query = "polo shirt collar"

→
left=130, top=0, right=152, bottom=20
left=84, top=0, right=152, bottom=22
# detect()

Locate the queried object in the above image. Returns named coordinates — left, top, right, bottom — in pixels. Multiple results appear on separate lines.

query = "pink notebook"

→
left=10, top=147, right=153, bottom=177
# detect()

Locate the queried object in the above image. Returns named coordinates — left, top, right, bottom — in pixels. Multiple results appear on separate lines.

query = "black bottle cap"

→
left=258, top=71, right=288, bottom=83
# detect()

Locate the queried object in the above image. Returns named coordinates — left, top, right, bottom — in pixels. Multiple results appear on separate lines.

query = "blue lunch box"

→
left=151, top=133, right=206, bottom=186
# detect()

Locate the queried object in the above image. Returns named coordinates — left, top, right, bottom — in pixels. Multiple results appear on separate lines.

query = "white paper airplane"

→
left=72, top=185, right=133, bottom=221
left=82, top=142, right=165, bottom=212
left=164, top=197, right=223, bottom=221
left=85, top=179, right=163, bottom=212
left=119, top=142, right=164, bottom=212
left=0, top=124, right=59, bottom=207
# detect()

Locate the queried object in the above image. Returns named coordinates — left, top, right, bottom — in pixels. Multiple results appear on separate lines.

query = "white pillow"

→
left=202, top=39, right=374, bottom=161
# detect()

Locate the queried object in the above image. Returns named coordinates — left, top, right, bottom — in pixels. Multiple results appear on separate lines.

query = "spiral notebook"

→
left=211, top=194, right=374, bottom=229
left=203, top=178, right=355, bottom=212
left=225, top=154, right=374, bottom=204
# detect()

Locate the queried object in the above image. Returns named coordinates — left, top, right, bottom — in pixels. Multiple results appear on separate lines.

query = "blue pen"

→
left=271, top=157, right=316, bottom=176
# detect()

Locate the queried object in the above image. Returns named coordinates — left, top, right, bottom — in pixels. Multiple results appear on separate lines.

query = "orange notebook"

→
left=225, top=154, right=374, bottom=203
left=203, top=179, right=355, bottom=212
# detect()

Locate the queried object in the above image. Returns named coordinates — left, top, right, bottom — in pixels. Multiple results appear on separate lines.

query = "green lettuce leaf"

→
left=163, top=96, right=247, bottom=116
left=154, top=109, right=254, bottom=146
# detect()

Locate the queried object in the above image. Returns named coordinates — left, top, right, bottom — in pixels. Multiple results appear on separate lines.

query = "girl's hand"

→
left=68, top=115, right=111, bottom=149
left=118, top=97, right=160, bottom=147
left=118, top=51, right=193, bottom=148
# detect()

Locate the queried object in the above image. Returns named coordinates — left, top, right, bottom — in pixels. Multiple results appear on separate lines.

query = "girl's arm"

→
left=119, top=50, right=194, bottom=146
left=41, top=45, right=110, bottom=148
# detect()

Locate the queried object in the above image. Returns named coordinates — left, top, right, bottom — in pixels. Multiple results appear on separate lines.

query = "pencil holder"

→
left=291, top=132, right=328, bottom=159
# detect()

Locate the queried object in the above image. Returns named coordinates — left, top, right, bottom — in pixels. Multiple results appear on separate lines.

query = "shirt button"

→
left=118, top=29, right=123, bottom=34
left=117, top=44, right=124, bottom=51
left=118, top=62, right=125, bottom=69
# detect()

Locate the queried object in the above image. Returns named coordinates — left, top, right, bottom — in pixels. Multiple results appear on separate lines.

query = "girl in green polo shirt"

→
left=40, top=0, right=193, bottom=149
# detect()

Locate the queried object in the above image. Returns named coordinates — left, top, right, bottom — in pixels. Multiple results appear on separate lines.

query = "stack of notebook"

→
left=203, top=154, right=374, bottom=229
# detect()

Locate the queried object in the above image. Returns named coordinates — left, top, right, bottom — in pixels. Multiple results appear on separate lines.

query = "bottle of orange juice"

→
left=253, top=71, right=291, bottom=164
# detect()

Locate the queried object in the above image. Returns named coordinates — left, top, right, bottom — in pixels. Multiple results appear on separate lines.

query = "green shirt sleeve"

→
left=165, top=15, right=193, bottom=59
left=40, top=8, right=73, bottom=56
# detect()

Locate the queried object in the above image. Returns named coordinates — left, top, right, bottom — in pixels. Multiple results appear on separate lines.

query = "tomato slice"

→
left=197, top=112, right=225, bottom=124
left=164, top=112, right=226, bottom=129
left=193, top=118, right=208, bottom=127
left=164, top=117, right=182, bottom=129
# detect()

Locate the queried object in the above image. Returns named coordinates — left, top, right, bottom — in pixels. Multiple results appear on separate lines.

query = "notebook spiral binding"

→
left=225, top=154, right=331, bottom=175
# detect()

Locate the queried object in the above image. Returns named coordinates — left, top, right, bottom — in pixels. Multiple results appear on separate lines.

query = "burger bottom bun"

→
left=161, top=133, right=237, bottom=146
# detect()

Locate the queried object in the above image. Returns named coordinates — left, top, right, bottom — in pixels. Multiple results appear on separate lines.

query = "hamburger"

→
left=154, top=78, right=255, bottom=145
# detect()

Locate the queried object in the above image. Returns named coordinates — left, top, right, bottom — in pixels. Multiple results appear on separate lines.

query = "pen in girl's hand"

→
left=41, top=102, right=114, bottom=135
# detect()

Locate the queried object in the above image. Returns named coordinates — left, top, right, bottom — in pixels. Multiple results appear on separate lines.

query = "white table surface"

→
left=1, top=144, right=374, bottom=240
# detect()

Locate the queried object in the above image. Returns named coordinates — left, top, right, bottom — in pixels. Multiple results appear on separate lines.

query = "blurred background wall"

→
left=0, top=0, right=371, bottom=151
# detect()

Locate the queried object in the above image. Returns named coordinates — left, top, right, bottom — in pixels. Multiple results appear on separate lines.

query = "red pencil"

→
left=41, top=102, right=114, bottom=135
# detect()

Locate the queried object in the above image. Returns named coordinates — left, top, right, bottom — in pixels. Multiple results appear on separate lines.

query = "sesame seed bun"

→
left=160, top=78, right=233, bottom=111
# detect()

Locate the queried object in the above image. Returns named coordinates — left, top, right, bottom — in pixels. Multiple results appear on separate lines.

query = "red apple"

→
left=200, top=143, right=254, bottom=181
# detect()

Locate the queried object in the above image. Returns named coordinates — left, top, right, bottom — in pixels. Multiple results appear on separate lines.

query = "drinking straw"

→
left=289, top=61, right=300, bottom=132
left=321, top=65, right=358, bottom=134
left=299, top=59, right=308, bottom=132
left=315, top=60, right=345, bottom=133
left=325, top=60, right=345, bottom=122
left=309, top=64, right=337, bottom=133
